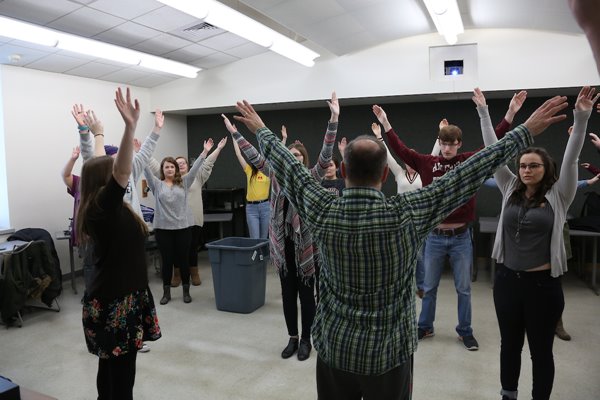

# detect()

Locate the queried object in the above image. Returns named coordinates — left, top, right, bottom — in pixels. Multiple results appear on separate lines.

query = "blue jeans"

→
left=418, top=229, right=473, bottom=337
left=246, top=201, right=270, bottom=239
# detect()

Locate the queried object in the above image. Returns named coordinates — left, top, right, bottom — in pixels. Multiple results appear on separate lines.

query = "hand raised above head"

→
left=575, top=86, right=600, bottom=112
left=508, top=90, right=527, bottom=114
left=371, top=123, right=382, bottom=138
left=372, top=105, right=387, bottom=124
left=439, top=118, right=449, bottom=130
left=71, top=104, right=86, bottom=127
left=133, top=138, right=142, bottom=153
left=217, top=137, right=228, bottom=149
left=471, top=87, right=487, bottom=108
left=221, top=114, right=237, bottom=134
left=233, top=101, right=266, bottom=134
left=154, top=109, right=164, bottom=130
left=337, top=137, right=347, bottom=155
left=203, top=138, right=214, bottom=153
left=84, top=110, right=103, bottom=135
left=327, top=91, right=340, bottom=119
left=71, top=146, right=80, bottom=160
left=589, top=132, right=600, bottom=150
left=114, top=87, right=140, bottom=127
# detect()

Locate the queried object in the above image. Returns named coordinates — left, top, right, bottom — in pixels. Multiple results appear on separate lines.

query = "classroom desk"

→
left=54, top=231, right=77, bottom=294
left=477, top=217, right=600, bottom=295
left=203, top=212, right=233, bottom=239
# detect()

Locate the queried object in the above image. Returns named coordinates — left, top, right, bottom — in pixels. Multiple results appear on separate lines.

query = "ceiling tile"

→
left=253, top=0, right=344, bottom=30
left=162, top=43, right=216, bottom=64
left=0, top=43, right=50, bottom=66
left=99, top=68, right=152, bottom=84
left=132, top=33, right=192, bottom=56
left=130, top=73, right=176, bottom=88
left=0, top=0, right=81, bottom=25
left=132, top=6, right=199, bottom=32
left=25, top=53, right=89, bottom=73
left=191, top=52, right=239, bottom=69
left=47, top=6, right=126, bottom=37
left=66, top=61, right=123, bottom=79
left=224, top=42, right=269, bottom=59
left=93, top=21, right=162, bottom=47
left=87, top=0, right=163, bottom=20
left=199, top=32, right=248, bottom=51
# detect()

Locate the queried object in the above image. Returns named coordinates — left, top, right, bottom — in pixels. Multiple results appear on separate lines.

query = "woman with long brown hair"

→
left=78, top=87, right=161, bottom=400
left=476, top=86, right=598, bottom=400
left=144, top=141, right=214, bottom=304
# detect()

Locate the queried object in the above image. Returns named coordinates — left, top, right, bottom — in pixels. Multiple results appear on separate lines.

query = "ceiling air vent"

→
left=184, top=22, right=219, bottom=31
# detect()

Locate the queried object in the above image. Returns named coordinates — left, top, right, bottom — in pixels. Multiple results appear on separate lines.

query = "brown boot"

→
left=190, top=266, right=202, bottom=286
left=555, top=317, right=571, bottom=341
left=170, top=268, right=181, bottom=288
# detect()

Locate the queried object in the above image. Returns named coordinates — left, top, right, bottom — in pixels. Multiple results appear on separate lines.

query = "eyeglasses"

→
left=438, top=139, right=460, bottom=148
left=519, top=163, right=544, bottom=170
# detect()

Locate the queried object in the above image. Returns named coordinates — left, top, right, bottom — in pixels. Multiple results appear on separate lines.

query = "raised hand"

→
left=581, top=162, right=591, bottom=169
left=83, top=110, right=103, bottom=136
left=439, top=118, right=449, bottom=130
left=71, top=146, right=80, bottom=161
left=233, top=101, right=266, bottom=134
left=281, top=125, right=288, bottom=142
left=338, top=137, right=347, bottom=155
left=472, top=87, right=487, bottom=107
left=133, top=138, right=142, bottom=153
left=327, top=91, right=340, bottom=121
left=371, top=123, right=382, bottom=138
left=154, top=109, right=164, bottom=131
left=203, top=138, right=214, bottom=153
left=294, top=139, right=303, bottom=146
left=568, top=126, right=574, bottom=136
left=589, top=132, right=600, bottom=150
left=217, top=136, right=228, bottom=149
left=589, top=173, right=600, bottom=186
left=114, top=87, right=140, bottom=127
left=71, top=104, right=87, bottom=127
left=522, top=96, right=568, bottom=136
left=575, top=86, right=599, bottom=112
left=508, top=90, right=527, bottom=114
left=221, top=114, right=238, bottom=134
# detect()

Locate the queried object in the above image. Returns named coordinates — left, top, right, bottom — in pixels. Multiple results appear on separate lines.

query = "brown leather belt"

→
left=432, top=224, right=469, bottom=236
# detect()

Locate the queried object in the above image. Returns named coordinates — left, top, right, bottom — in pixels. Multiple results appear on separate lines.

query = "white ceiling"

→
left=0, top=0, right=583, bottom=88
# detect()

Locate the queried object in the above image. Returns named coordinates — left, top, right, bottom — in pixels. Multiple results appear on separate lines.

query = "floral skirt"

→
left=82, top=287, right=161, bottom=359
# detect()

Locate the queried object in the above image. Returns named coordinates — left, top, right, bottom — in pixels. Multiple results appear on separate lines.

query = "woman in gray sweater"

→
left=144, top=140, right=213, bottom=304
left=475, top=86, right=598, bottom=400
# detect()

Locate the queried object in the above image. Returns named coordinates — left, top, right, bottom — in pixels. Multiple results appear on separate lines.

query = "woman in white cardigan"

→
left=474, top=86, right=598, bottom=400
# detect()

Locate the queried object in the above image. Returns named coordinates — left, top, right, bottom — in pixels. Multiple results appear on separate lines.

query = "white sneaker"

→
left=139, top=343, right=150, bottom=353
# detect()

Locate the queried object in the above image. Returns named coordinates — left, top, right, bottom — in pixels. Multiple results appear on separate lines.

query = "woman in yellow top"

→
left=232, top=133, right=271, bottom=239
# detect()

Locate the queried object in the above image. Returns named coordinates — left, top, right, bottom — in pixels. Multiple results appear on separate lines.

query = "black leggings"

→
left=493, top=265, right=564, bottom=400
left=155, top=228, right=192, bottom=286
left=188, top=225, right=202, bottom=267
left=280, top=237, right=316, bottom=340
left=97, top=351, right=137, bottom=400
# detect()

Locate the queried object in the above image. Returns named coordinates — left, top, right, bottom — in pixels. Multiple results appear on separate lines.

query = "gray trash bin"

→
left=206, top=237, right=269, bottom=313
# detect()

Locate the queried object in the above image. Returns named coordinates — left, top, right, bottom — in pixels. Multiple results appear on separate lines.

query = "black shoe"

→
left=182, top=284, right=192, bottom=303
left=160, top=285, right=171, bottom=305
left=297, top=338, right=312, bottom=361
left=459, top=335, right=479, bottom=351
left=281, top=337, right=299, bottom=359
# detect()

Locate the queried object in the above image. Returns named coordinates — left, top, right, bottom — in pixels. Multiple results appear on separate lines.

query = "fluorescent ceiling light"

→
left=139, top=55, right=199, bottom=79
left=0, top=16, right=59, bottom=47
left=156, top=0, right=319, bottom=67
left=0, top=16, right=200, bottom=78
left=423, top=0, right=464, bottom=45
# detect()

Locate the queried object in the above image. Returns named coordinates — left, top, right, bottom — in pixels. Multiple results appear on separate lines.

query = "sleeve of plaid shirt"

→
left=398, top=125, right=534, bottom=239
left=231, top=130, right=272, bottom=175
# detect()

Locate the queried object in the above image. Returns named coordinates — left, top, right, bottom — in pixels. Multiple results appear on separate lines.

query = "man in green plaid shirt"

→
left=232, top=95, right=568, bottom=400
